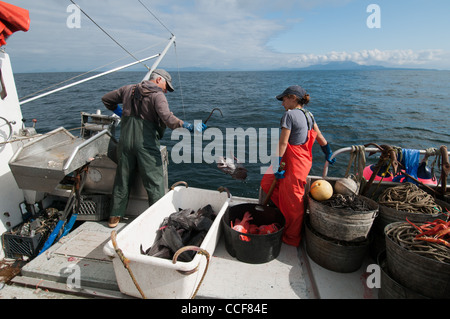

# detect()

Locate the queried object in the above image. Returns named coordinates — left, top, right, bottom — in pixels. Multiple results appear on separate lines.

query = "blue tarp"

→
left=393, top=148, right=420, bottom=184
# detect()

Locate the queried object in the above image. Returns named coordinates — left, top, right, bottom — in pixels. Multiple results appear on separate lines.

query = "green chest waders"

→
left=110, top=86, right=166, bottom=217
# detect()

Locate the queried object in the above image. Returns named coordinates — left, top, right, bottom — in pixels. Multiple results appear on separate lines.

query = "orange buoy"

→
left=310, top=179, right=333, bottom=201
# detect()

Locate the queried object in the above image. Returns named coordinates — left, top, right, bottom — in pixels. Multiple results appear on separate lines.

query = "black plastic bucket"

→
left=221, top=203, right=285, bottom=264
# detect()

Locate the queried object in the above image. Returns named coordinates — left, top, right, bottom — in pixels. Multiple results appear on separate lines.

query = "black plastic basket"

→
left=2, top=231, right=44, bottom=258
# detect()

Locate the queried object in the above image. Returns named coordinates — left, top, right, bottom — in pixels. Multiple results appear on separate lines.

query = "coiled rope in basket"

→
left=378, top=182, right=442, bottom=215
left=386, top=222, right=450, bottom=263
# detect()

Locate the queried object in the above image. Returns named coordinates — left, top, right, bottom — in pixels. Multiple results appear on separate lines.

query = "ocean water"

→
left=15, top=70, right=450, bottom=198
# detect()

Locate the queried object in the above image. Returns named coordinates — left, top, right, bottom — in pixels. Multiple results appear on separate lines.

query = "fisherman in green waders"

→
left=102, top=69, right=206, bottom=228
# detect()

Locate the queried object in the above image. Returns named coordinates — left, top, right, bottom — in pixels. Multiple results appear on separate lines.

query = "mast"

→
left=142, top=35, right=176, bottom=81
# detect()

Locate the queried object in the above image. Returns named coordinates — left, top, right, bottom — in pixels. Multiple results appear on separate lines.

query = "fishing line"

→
left=69, top=0, right=151, bottom=71
left=174, top=42, right=186, bottom=119
left=137, top=0, right=174, bottom=36
left=136, top=0, right=186, bottom=118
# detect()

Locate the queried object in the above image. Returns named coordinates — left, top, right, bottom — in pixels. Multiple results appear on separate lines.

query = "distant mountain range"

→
left=170, top=61, right=435, bottom=72
left=295, top=61, right=385, bottom=70
left=283, top=61, right=435, bottom=71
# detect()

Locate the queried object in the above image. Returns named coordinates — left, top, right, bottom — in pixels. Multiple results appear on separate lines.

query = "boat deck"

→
left=2, top=197, right=378, bottom=299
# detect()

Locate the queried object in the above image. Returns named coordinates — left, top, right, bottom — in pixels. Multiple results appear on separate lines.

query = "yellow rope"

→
left=110, top=231, right=146, bottom=299
left=172, top=246, right=211, bottom=299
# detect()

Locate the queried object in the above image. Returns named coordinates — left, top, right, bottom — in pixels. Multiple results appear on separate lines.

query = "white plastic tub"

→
left=103, top=186, right=230, bottom=299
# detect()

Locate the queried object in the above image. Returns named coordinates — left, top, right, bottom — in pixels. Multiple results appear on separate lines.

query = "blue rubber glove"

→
left=182, top=122, right=194, bottom=132
left=196, top=122, right=208, bottom=132
left=321, top=143, right=336, bottom=165
left=183, top=122, right=207, bottom=133
left=275, top=157, right=286, bottom=179
left=113, top=105, right=122, bottom=117
left=274, top=170, right=285, bottom=179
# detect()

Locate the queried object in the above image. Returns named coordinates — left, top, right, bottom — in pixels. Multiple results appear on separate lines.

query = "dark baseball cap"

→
left=153, top=69, right=174, bottom=92
left=276, top=85, right=307, bottom=101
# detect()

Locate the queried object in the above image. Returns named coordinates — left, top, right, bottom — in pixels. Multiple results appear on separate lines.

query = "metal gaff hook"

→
left=204, top=108, right=223, bottom=125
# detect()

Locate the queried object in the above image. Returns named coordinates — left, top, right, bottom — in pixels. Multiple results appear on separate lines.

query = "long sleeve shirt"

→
left=102, top=80, right=183, bottom=130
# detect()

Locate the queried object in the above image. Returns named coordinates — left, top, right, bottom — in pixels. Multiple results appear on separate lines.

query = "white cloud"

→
left=287, top=49, right=447, bottom=69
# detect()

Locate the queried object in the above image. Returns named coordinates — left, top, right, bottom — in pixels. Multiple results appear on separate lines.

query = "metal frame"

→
left=322, top=146, right=450, bottom=178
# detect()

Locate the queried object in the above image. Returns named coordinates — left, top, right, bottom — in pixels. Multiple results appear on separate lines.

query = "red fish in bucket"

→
left=231, top=211, right=253, bottom=241
left=258, top=223, right=280, bottom=235
left=231, top=212, right=281, bottom=240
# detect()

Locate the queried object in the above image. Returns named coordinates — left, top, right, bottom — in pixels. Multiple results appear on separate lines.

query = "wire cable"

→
left=135, top=0, right=186, bottom=122
left=69, top=0, right=150, bottom=70
left=138, top=0, right=174, bottom=36
left=135, top=1, right=186, bottom=119
left=173, top=42, right=186, bottom=119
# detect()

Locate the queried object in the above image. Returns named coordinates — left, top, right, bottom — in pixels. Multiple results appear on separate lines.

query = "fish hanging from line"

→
left=217, top=156, right=248, bottom=180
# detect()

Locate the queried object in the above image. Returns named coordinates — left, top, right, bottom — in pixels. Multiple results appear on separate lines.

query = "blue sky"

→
left=5, top=0, right=450, bottom=72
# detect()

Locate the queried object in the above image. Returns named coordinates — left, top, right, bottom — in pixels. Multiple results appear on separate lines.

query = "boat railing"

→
left=0, top=116, right=16, bottom=142
left=322, top=146, right=450, bottom=179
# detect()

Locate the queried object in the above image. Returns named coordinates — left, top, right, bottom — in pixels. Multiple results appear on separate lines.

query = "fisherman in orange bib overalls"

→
left=261, top=86, right=336, bottom=246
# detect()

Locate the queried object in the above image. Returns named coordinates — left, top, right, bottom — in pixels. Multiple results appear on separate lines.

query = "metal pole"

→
left=20, top=54, right=159, bottom=105
left=142, top=35, right=176, bottom=81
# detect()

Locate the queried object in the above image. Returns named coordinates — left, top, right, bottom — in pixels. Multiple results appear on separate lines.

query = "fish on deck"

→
left=140, top=205, right=217, bottom=262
